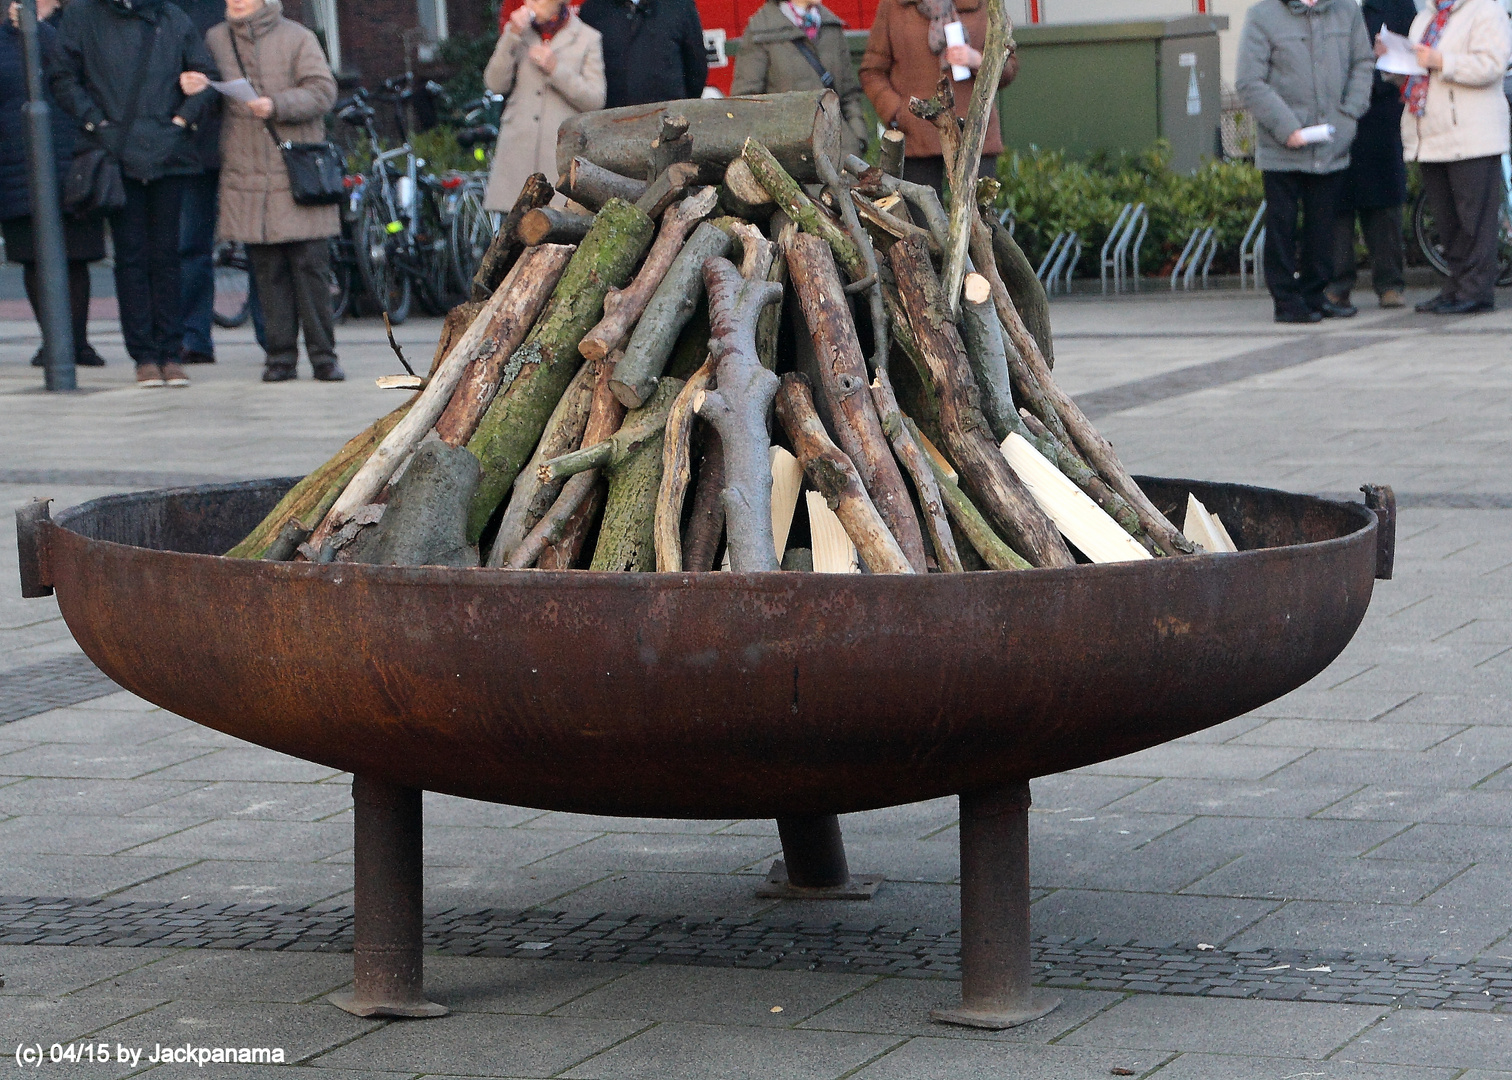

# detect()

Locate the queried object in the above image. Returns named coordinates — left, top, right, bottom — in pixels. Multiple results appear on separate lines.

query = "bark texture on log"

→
left=776, top=375, right=913, bottom=575
left=654, top=358, right=714, bottom=572
left=784, top=232, right=925, bottom=571
left=434, top=245, right=575, bottom=447
left=681, top=434, right=725, bottom=571
left=634, top=162, right=701, bottom=219
left=470, top=173, right=555, bottom=301
left=344, top=442, right=481, bottom=568
left=465, top=199, right=656, bottom=543
left=742, top=139, right=864, bottom=280
left=429, top=302, right=484, bottom=378
left=519, top=207, right=594, bottom=246
left=538, top=377, right=681, bottom=485
left=557, top=90, right=844, bottom=184
left=987, top=212, right=1054, bottom=369
left=560, top=157, right=647, bottom=212
left=958, top=273, right=1018, bottom=444
left=695, top=256, right=784, bottom=573
left=610, top=220, right=731, bottom=408
left=906, top=416, right=1031, bottom=571
left=587, top=379, right=685, bottom=572
left=889, top=235, right=1074, bottom=568
left=879, top=128, right=905, bottom=177
left=870, top=367, right=962, bottom=573
left=579, top=187, right=718, bottom=364
left=534, top=479, right=604, bottom=569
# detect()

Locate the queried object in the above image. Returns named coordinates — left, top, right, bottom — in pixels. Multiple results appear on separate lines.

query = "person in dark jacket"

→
left=578, top=0, right=706, bottom=109
left=169, top=0, right=221, bottom=363
left=2, top=0, right=106, bottom=369
left=54, top=0, right=218, bottom=387
left=1326, top=0, right=1418, bottom=310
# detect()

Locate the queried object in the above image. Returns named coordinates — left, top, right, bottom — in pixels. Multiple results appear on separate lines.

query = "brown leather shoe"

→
left=1378, top=289, right=1405, bottom=308
left=136, top=363, right=165, bottom=388
left=161, top=362, right=190, bottom=387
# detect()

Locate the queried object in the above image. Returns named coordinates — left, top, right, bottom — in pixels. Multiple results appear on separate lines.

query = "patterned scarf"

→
left=1405, top=0, right=1456, bottom=117
left=533, top=5, right=571, bottom=41
left=781, top=2, right=822, bottom=40
left=917, top=0, right=961, bottom=57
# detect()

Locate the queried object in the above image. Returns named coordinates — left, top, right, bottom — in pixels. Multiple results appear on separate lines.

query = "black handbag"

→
left=229, top=31, right=344, bottom=207
left=63, top=21, right=156, bottom=216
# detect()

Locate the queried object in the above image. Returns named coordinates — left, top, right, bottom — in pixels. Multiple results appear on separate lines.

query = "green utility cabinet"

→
left=999, top=15, right=1227, bottom=174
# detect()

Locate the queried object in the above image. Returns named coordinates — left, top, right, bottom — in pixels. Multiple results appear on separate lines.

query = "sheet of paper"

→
left=1297, top=123, right=1336, bottom=145
left=943, top=21, right=970, bottom=82
left=209, top=78, right=260, bottom=104
left=1375, top=29, right=1427, bottom=76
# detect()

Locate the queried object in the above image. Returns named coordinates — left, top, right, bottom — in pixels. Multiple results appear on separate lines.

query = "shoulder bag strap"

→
left=790, top=34, right=835, bottom=90
left=227, top=26, right=286, bottom=149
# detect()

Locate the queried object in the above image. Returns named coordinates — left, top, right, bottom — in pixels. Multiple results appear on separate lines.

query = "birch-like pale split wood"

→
left=434, top=244, right=575, bottom=447
left=870, top=368, right=963, bottom=573
left=579, top=186, right=719, bottom=364
left=560, top=157, right=648, bottom=212
left=1000, top=434, right=1152, bottom=564
left=1183, top=493, right=1238, bottom=554
left=695, top=256, right=784, bottom=573
left=906, top=417, right=1029, bottom=572
left=470, top=173, right=555, bottom=302
left=855, top=193, right=940, bottom=255
left=784, top=232, right=926, bottom=571
left=806, top=491, right=859, bottom=573
left=776, top=373, right=914, bottom=575
left=888, top=234, right=1073, bottom=569
left=611, top=220, right=732, bottom=408
left=717, top=445, right=806, bottom=570
left=1016, top=409, right=1153, bottom=553
left=846, top=153, right=951, bottom=249
left=653, top=358, right=714, bottom=572
left=519, top=207, right=594, bottom=246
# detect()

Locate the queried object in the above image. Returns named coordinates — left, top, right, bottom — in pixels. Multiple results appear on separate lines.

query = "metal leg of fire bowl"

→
left=931, top=782, right=1061, bottom=1029
left=756, top=814, right=884, bottom=900
left=328, top=775, right=448, bottom=1018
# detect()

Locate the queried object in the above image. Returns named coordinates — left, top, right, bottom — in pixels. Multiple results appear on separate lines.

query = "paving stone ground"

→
left=1, top=288, right=1509, bottom=1078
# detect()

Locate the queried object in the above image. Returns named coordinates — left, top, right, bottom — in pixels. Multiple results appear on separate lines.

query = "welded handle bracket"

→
left=16, top=498, right=54, bottom=598
left=1361, top=484, right=1395, bottom=581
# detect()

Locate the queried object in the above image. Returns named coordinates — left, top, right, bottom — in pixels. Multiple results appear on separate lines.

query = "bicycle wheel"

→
left=1412, top=188, right=1512, bottom=286
left=354, top=189, right=412, bottom=324
left=413, top=193, right=455, bottom=317
left=449, top=183, right=495, bottom=296
left=212, top=241, right=252, bottom=328
left=1497, top=205, right=1512, bottom=287
left=328, top=237, right=351, bottom=322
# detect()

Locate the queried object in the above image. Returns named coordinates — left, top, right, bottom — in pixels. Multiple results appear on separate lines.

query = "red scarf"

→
left=534, top=7, right=571, bottom=41
left=1405, top=1, right=1456, bottom=117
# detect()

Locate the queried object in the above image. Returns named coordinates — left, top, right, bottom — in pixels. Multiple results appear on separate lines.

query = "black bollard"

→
left=17, top=0, right=76, bottom=391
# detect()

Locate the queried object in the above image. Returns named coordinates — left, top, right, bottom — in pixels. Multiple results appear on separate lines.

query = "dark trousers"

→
left=901, top=154, right=998, bottom=200
left=21, top=260, right=91, bottom=358
left=247, top=239, right=337, bottom=371
left=1420, top=155, right=1504, bottom=306
left=110, top=176, right=186, bottom=366
left=179, top=172, right=268, bottom=354
left=1262, top=170, right=1345, bottom=317
left=1331, top=203, right=1405, bottom=297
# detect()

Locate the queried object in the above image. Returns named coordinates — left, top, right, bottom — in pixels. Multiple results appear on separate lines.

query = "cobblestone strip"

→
left=1, top=896, right=1508, bottom=1012
left=0, top=655, right=120, bottom=724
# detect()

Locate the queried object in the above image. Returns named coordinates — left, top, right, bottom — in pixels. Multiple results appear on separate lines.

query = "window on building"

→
left=307, top=0, right=341, bottom=72
left=417, top=0, right=450, bottom=44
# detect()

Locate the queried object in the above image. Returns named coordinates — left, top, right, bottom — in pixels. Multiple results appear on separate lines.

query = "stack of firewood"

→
left=229, top=69, right=1218, bottom=575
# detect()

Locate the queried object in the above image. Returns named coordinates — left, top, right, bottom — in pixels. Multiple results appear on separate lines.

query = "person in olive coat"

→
left=731, top=0, right=868, bottom=158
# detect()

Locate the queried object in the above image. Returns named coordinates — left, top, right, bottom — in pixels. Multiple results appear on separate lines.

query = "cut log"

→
left=1000, top=433, right=1152, bottom=564
left=907, top=417, right=1030, bottom=572
left=654, top=358, right=713, bottom=572
left=485, top=358, right=599, bottom=567
left=519, top=207, right=594, bottom=246
left=343, top=442, right=481, bottom=568
left=879, top=128, right=905, bottom=177
left=434, top=244, right=575, bottom=447
left=741, top=139, right=865, bottom=281
left=723, top=156, right=774, bottom=209
left=682, top=434, right=726, bottom=572
left=465, top=198, right=656, bottom=543
left=776, top=374, right=913, bottom=575
left=806, top=491, right=859, bottom=572
left=695, top=256, right=784, bottom=573
left=784, top=232, right=926, bottom=571
left=560, top=156, right=648, bottom=213
left=649, top=113, right=692, bottom=177
left=588, top=378, right=686, bottom=572
left=717, top=446, right=805, bottom=570
left=986, top=211, right=1054, bottom=369
left=557, top=90, right=844, bottom=184
left=611, top=220, right=732, bottom=408
left=888, top=235, right=1074, bottom=568
left=870, top=367, right=962, bottom=572
left=634, top=161, right=701, bottom=219
left=1183, top=493, right=1238, bottom=554
left=579, top=186, right=719, bottom=364
left=428, top=302, right=483, bottom=378
left=958, top=272, right=1018, bottom=443
left=470, top=173, right=555, bottom=302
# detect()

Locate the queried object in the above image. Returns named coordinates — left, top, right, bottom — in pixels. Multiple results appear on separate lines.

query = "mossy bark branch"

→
left=871, top=367, right=962, bottom=572
left=587, top=378, right=685, bottom=572
left=906, top=417, right=1030, bottom=571
left=943, top=1, right=1010, bottom=314
left=742, top=138, right=864, bottom=281
left=654, top=358, right=715, bottom=571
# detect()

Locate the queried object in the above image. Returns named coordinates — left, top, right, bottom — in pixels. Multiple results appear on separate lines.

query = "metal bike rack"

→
left=1172, top=224, right=1215, bottom=291
left=1239, top=202, right=1267, bottom=290
left=1100, top=202, right=1148, bottom=295
left=1040, top=231, right=1081, bottom=296
left=1036, top=231, right=1070, bottom=284
left=998, top=208, right=1016, bottom=238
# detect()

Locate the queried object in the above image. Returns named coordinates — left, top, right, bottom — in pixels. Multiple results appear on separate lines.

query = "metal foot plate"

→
left=755, top=860, right=884, bottom=900
left=930, top=992, right=1062, bottom=1030
left=327, top=991, right=449, bottom=1019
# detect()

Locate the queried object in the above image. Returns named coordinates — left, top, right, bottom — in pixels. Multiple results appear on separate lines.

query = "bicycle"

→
left=337, top=88, right=416, bottom=323
left=1412, top=151, right=1512, bottom=288
left=212, top=241, right=252, bottom=328
left=446, top=93, right=503, bottom=294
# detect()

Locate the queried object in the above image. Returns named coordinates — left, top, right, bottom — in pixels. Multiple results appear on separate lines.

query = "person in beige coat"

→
left=483, top=0, right=605, bottom=212
left=186, top=0, right=341, bottom=381
left=1386, top=0, right=1511, bottom=313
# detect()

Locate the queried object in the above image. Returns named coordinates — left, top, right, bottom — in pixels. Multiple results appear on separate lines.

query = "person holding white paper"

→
left=1236, top=0, right=1374, bottom=324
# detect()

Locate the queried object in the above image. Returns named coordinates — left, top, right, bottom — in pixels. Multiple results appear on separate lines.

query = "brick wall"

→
left=283, top=1, right=497, bottom=85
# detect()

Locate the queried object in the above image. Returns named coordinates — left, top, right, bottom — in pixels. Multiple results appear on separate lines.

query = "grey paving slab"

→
left=1365, top=823, right=1512, bottom=863
left=0, top=814, right=208, bottom=857
left=424, top=956, right=624, bottom=1014
left=147, top=748, right=345, bottom=783
left=522, top=832, right=781, bottom=874
left=1318, top=786, right=1512, bottom=827
left=127, top=820, right=352, bottom=863
left=761, top=880, right=964, bottom=931
left=1233, top=719, right=1462, bottom=751
left=535, top=869, right=777, bottom=919
left=1, top=853, right=196, bottom=897
left=1148, top=1054, right=1455, bottom=1079
left=0, top=707, right=192, bottom=745
left=1344, top=1010, right=1512, bottom=1069
left=552, top=966, right=874, bottom=1026
left=106, top=858, right=353, bottom=907
left=519, top=812, right=740, bottom=835
left=418, top=794, right=547, bottom=829
left=849, top=1038, right=1163, bottom=1080
left=1028, top=774, right=1156, bottom=812
left=139, top=1067, right=418, bottom=1080
left=0, top=778, right=207, bottom=817
left=1264, top=746, right=1512, bottom=790
left=93, top=999, right=383, bottom=1067
left=316, top=1013, right=648, bottom=1078
left=1182, top=855, right=1466, bottom=905
left=0, top=944, right=174, bottom=996
left=0, top=994, right=169, bottom=1045
left=559, top=1021, right=898, bottom=1080
left=1060, top=995, right=1386, bottom=1058
left=1077, top=743, right=1309, bottom=780
left=1105, top=778, right=1361, bottom=819
left=1031, top=888, right=1279, bottom=944
left=0, top=743, right=217, bottom=780
left=837, top=797, right=961, bottom=839
left=798, top=981, right=1119, bottom=1041
left=1250, top=689, right=1422, bottom=722
left=124, top=781, right=354, bottom=822
left=423, top=866, right=609, bottom=914
left=73, top=950, right=352, bottom=1003
left=382, top=825, right=602, bottom=869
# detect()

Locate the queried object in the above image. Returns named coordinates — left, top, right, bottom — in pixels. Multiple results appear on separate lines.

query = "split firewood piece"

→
left=1183, top=493, right=1238, bottom=554
left=741, top=138, right=865, bottom=281
left=879, top=128, right=905, bottom=177
left=311, top=249, right=568, bottom=552
left=635, top=161, right=701, bottom=219
left=871, top=367, right=963, bottom=572
left=465, top=198, right=656, bottom=543
left=776, top=373, right=913, bottom=575
left=611, top=220, right=732, bottom=408
left=518, top=207, right=594, bottom=246
left=985, top=208, right=1054, bottom=369
left=649, top=113, right=692, bottom=177
left=580, top=186, right=719, bottom=364
left=1018, top=409, right=1153, bottom=554
left=344, top=442, right=482, bottom=568
left=717, top=446, right=805, bottom=570
left=889, top=234, right=1073, bottom=568
left=486, top=358, right=599, bottom=568
left=470, top=173, right=555, bottom=302
left=855, top=193, right=939, bottom=255
left=1000, top=433, right=1151, bottom=564
left=654, top=358, right=714, bottom=572
left=695, top=256, right=784, bottom=573
left=681, top=434, right=726, bottom=571
left=229, top=400, right=413, bottom=558
left=806, top=491, right=859, bottom=573
left=784, top=231, right=926, bottom=571
left=434, top=244, right=575, bottom=447
left=508, top=357, right=625, bottom=570
left=560, top=156, right=648, bottom=212
left=907, top=417, right=1030, bottom=571
left=587, top=379, right=685, bottom=572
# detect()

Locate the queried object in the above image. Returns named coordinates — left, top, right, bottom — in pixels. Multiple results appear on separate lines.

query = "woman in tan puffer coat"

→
left=199, top=0, right=341, bottom=381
